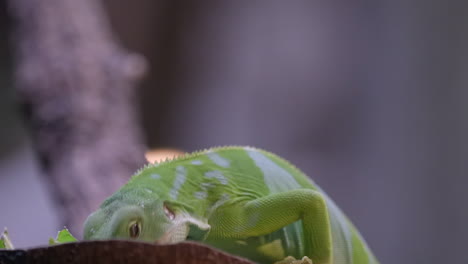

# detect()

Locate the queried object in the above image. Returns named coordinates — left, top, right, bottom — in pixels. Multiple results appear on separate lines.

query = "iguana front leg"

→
left=211, top=189, right=332, bottom=264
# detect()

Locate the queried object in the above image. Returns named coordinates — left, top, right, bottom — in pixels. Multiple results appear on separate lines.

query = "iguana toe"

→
left=274, top=256, right=313, bottom=264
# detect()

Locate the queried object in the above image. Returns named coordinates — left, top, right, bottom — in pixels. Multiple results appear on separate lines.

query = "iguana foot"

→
left=274, top=256, right=313, bottom=264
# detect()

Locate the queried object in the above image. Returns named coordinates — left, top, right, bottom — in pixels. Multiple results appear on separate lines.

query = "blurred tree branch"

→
left=7, top=0, right=147, bottom=235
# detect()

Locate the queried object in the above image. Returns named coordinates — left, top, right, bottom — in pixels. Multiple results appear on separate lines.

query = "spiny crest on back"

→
left=128, top=145, right=306, bottom=184
left=130, top=146, right=252, bottom=177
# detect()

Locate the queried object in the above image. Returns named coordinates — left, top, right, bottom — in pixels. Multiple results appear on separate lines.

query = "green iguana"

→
left=83, top=146, right=379, bottom=264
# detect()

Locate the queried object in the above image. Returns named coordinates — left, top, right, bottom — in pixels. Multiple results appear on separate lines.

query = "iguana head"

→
left=83, top=188, right=205, bottom=243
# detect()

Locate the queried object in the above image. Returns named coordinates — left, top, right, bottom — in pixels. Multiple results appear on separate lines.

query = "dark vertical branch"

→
left=7, top=0, right=147, bottom=235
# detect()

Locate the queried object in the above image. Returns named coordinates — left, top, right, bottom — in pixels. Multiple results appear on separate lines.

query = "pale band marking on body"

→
left=205, top=170, right=229, bottom=185
left=150, top=173, right=161, bottom=179
left=194, top=182, right=216, bottom=199
left=245, top=149, right=301, bottom=192
left=191, top=160, right=203, bottom=165
left=201, top=182, right=215, bottom=189
left=169, top=166, right=187, bottom=200
left=206, top=152, right=231, bottom=168
left=194, top=191, right=208, bottom=199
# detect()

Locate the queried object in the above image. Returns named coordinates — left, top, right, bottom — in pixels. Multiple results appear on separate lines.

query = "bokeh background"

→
left=1, top=1, right=468, bottom=263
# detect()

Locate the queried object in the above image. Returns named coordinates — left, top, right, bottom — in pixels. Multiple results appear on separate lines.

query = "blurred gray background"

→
left=1, top=1, right=468, bottom=263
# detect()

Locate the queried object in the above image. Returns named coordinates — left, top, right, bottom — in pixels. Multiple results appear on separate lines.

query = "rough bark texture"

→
left=0, top=241, right=254, bottom=264
left=7, top=0, right=147, bottom=235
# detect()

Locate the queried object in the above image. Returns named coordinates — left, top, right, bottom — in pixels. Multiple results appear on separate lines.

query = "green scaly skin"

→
left=83, top=146, right=379, bottom=264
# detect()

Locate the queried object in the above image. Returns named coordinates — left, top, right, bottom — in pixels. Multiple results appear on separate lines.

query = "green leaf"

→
left=49, top=228, right=77, bottom=245
left=0, top=228, right=14, bottom=249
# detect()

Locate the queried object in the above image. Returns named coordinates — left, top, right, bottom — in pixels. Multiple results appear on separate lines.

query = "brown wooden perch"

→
left=0, top=241, right=255, bottom=264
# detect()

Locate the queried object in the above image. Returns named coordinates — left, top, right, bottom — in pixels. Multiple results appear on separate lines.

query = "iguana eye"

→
left=128, top=221, right=141, bottom=238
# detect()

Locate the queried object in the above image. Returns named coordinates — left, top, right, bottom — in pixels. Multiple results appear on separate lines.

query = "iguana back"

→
left=84, top=146, right=379, bottom=264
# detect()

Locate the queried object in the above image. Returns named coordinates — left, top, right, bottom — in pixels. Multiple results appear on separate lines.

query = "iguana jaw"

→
left=156, top=221, right=189, bottom=244
left=156, top=211, right=211, bottom=244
